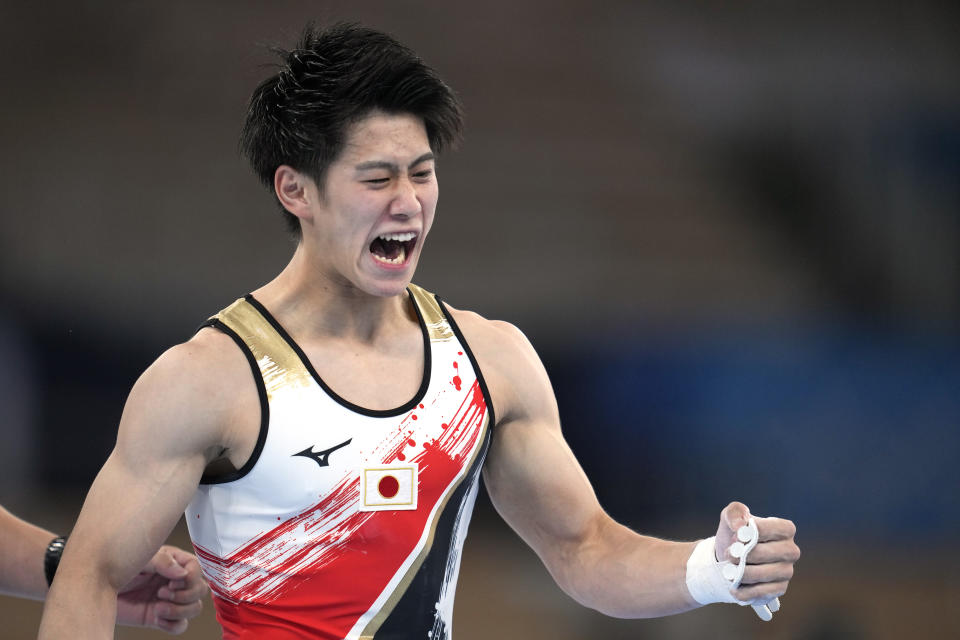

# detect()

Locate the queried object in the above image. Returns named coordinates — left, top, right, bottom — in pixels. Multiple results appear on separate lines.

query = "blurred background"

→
left=1, top=1, right=958, bottom=638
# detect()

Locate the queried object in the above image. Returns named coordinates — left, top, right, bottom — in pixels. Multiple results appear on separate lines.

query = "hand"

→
left=116, top=545, right=208, bottom=634
left=714, top=502, right=800, bottom=605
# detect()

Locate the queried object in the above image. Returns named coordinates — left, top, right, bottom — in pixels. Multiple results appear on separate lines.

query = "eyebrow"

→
left=354, top=152, right=436, bottom=172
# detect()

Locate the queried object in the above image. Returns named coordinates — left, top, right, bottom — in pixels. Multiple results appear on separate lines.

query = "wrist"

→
left=44, top=535, right=67, bottom=587
left=685, top=537, right=738, bottom=606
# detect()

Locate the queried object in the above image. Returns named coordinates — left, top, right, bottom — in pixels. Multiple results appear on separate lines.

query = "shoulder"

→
left=445, top=303, right=529, bottom=349
left=444, top=304, right=556, bottom=426
left=117, top=326, right=255, bottom=457
left=136, top=327, right=248, bottom=404
left=445, top=305, right=536, bottom=367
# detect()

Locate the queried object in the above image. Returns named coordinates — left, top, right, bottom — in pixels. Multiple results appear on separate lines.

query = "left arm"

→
left=477, top=321, right=696, bottom=617
left=459, top=313, right=798, bottom=617
left=486, top=413, right=699, bottom=617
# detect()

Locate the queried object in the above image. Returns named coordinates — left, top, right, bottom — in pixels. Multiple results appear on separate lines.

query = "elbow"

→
left=539, top=518, right=626, bottom=617
left=550, top=564, right=641, bottom=619
left=538, top=516, right=677, bottom=620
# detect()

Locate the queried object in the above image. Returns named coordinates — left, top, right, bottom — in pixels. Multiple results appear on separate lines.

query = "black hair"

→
left=239, top=22, right=464, bottom=235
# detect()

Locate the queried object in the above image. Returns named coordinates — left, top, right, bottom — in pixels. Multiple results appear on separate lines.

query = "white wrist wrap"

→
left=685, top=537, right=738, bottom=605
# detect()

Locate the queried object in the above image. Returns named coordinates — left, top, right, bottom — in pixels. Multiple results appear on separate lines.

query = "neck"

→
left=251, top=243, right=414, bottom=343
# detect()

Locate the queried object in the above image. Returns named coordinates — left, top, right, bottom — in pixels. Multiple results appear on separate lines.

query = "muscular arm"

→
left=458, top=312, right=798, bottom=618
left=476, top=320, right=696, bottom=617
left=486, top=407, right=698, bottom=616
left=38, top=331, right=244, bottom=638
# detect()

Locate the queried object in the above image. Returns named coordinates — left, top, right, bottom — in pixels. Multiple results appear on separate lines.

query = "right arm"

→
left=0, top=506, right=209, bottom=632
left=38, top=331, right=245, bottom=638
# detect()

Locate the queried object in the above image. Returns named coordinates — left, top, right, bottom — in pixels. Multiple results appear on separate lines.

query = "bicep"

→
left=66, top=455, right=201, bottom=591
left=484, top=416, right=603, bottom=554
left=58, top=348, right=219, bottom=590
left=480, top=325, right=605, bottom=559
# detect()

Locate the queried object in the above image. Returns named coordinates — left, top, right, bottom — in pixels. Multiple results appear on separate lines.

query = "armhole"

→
left=196, top=318, right=270, bottom=485
left=435, top=297, right=497, bottom=432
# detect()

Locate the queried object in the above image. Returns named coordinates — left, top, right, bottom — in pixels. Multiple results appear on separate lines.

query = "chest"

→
left=258, top=377, right=481, bottom=513
left=192, top=337, right=489, bottom=553
left=301, top=335, right=426, bottom=411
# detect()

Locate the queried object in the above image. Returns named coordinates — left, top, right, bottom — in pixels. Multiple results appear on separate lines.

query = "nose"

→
left=388, top=177, right=421, bottom=219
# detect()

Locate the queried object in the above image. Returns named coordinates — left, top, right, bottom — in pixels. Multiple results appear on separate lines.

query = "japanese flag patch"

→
left=359, top=463, right=418, bottom=511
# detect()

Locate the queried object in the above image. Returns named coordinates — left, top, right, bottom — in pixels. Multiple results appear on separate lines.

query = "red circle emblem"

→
left=378, top=475, right=400, bottom=499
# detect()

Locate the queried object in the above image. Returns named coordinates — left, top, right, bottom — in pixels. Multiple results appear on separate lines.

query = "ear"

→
left=274, top=165, right=316, bottom=223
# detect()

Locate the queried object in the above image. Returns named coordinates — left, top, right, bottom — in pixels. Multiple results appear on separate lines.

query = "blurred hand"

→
left=714, top=501, right=800, bottom=604
left=116, top=545, right=208, bottom=634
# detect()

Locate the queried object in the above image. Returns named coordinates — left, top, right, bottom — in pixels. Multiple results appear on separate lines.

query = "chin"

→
left=358, top=256, right=420, bottom=297
left=370, top=283, right=411, bottom=298
left=357, top=273, right=415, bottom=299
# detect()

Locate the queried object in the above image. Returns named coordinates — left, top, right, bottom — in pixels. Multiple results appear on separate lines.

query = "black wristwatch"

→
left=44, top=536, right=67, bottom=587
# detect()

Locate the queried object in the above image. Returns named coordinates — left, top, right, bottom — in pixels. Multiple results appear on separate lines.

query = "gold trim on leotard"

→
left=408, top=284, right=454, bottom=342
left=214, top=299, right=312, bottom=402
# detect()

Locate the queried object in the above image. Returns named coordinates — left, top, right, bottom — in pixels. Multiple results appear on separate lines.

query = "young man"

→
left=1, top=505, right=206, bottom=634
left=40, top=23, right=799, bottom=639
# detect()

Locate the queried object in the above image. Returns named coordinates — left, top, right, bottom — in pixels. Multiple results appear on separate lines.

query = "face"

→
left=301, top=111, right=438, bottom=298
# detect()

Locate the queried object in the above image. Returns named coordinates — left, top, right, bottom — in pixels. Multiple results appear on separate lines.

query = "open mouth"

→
left=369, top=232, right=417, bottom=266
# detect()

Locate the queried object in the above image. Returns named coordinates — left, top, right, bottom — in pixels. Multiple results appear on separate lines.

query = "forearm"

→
left=37, top=497, right=127, bottom=639
left=0, top=506, right=57, bottom=600
left=484, top=415, right=701, bottom=618
left=39, top=431, right=209, bottom=637
left=543, top=515, right=699, bottom=618
left=38, top=485, right=167, bottom=636
left=39, top=565, right=118, bottom=639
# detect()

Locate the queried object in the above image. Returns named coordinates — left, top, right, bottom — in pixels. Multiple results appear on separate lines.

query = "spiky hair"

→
left=239, top=23, right=463, bottom=234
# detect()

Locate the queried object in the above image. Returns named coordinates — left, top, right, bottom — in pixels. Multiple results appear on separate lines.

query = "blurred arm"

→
left=113, top=544, right=208, bottom=634
left=0, top=505, right=57, bottom=600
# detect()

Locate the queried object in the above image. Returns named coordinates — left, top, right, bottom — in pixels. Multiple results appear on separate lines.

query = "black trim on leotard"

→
left=196, top=318, right=270, bottom=485
left=242, top=292, right=433, bottom=418
left=435, top=295, right=496, bottom=432
left=371, top=427, right=490, bottom=639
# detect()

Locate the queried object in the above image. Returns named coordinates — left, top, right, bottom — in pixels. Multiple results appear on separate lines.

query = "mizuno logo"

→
left=293, top=438, right=353, bottom=468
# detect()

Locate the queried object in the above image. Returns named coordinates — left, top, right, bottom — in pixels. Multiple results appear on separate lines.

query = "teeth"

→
left=373, top=244, right=407, bottom=265
left=379, top=232, right=416, bottom=242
